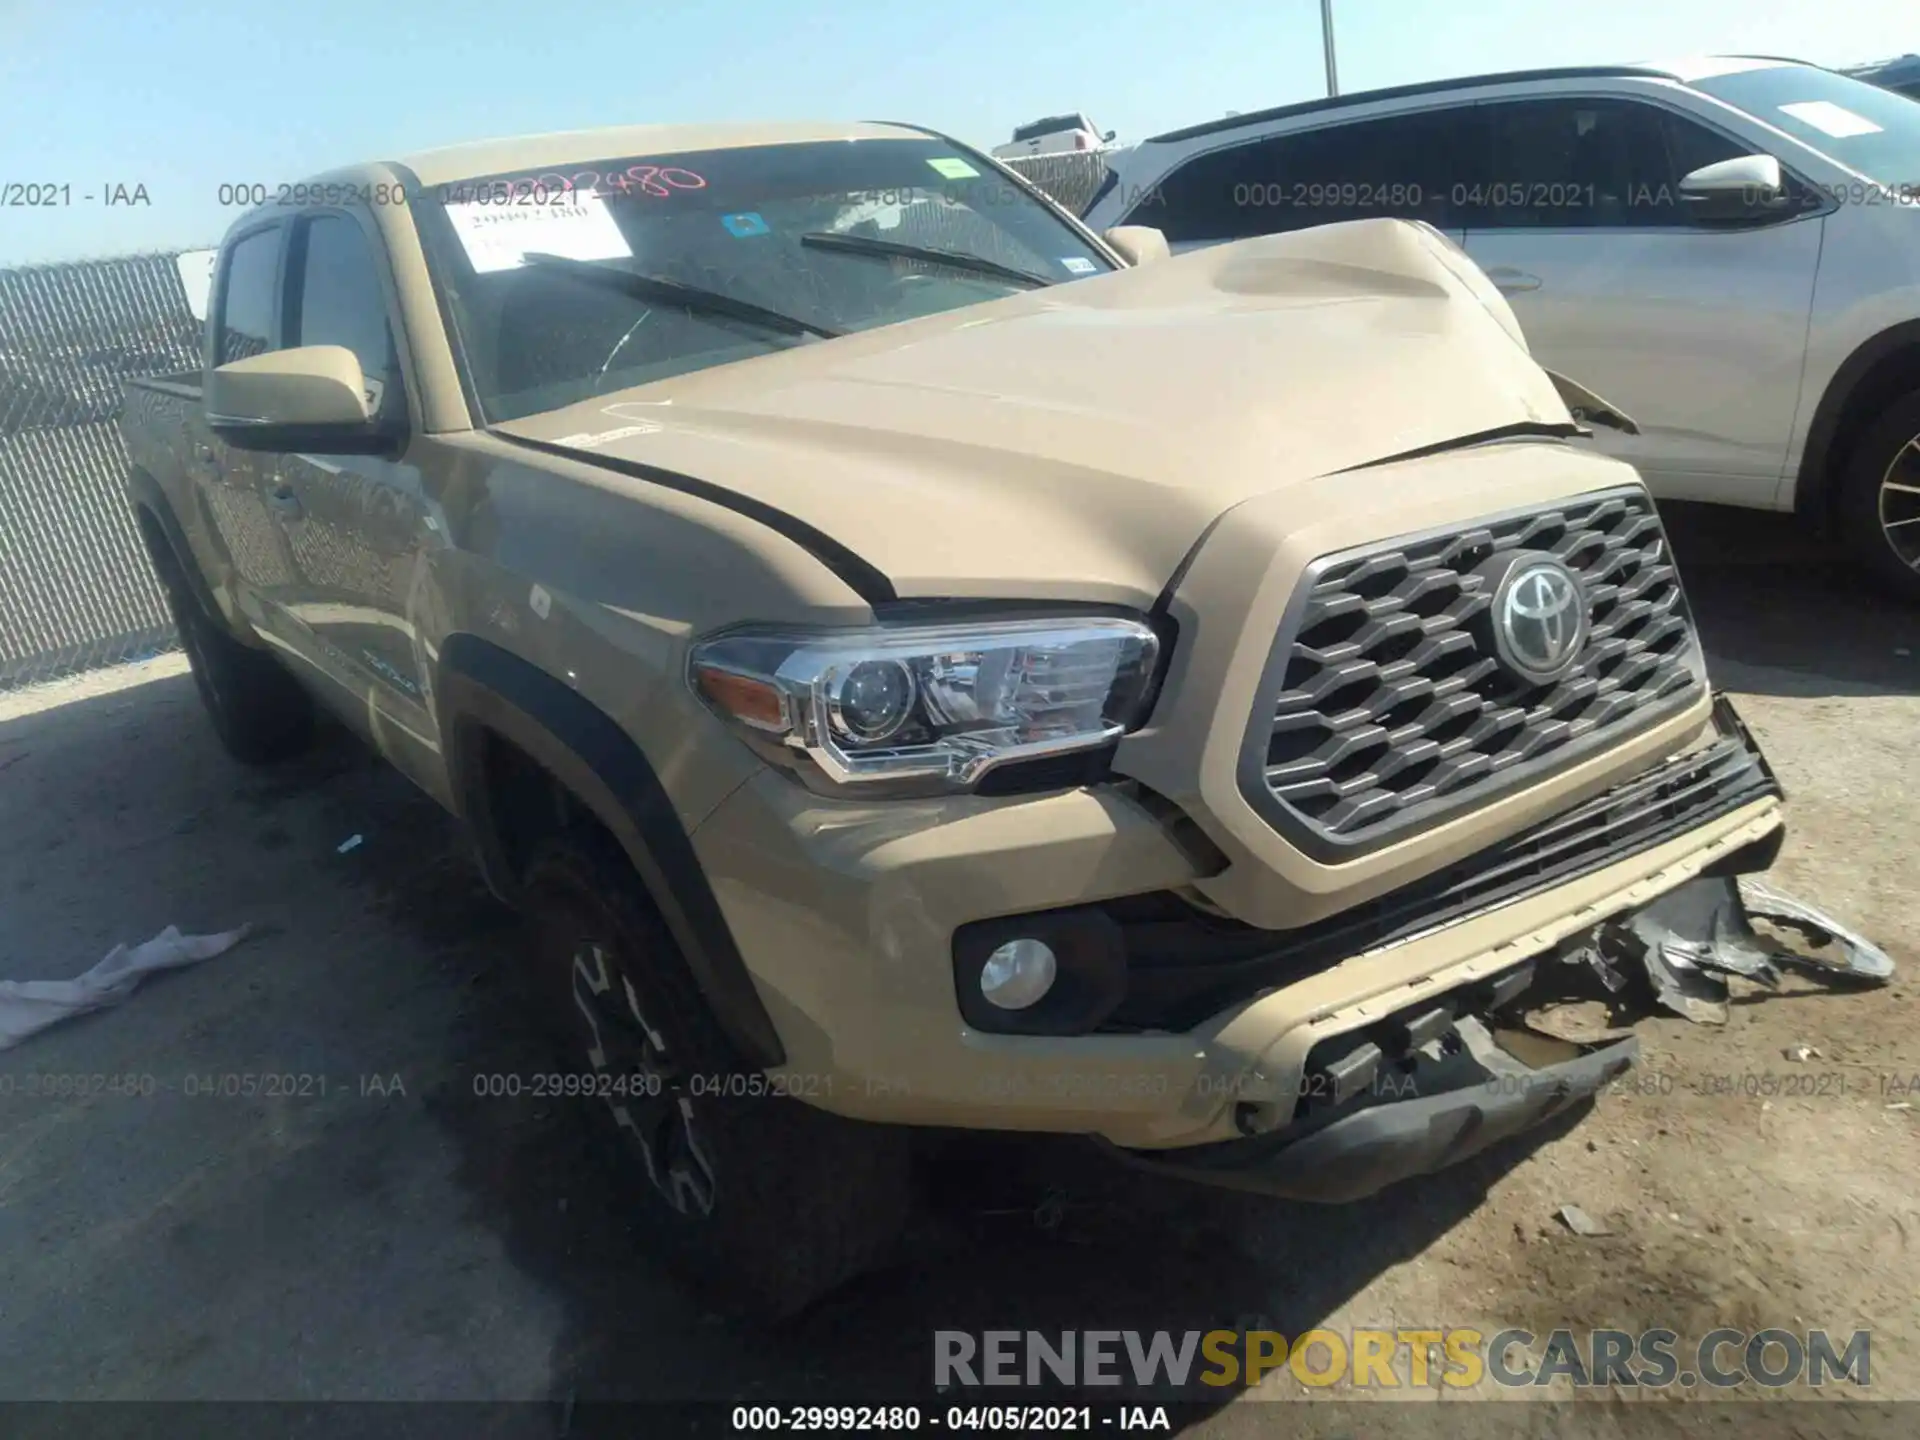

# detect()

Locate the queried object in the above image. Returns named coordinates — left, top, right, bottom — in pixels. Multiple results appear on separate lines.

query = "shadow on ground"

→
left=1659, top=502, right=1920, bottom=699
left=431, top=979, right=1580, bottom=1410
left=347, top=721, right=1582, bottom=1418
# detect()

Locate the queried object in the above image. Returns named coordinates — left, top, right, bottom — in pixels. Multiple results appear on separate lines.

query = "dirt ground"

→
left=1, top=504, right=1916, bottom=1433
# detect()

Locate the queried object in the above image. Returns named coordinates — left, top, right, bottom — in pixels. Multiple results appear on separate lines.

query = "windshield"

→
left=415, top=138, right=1115, bottom=423
left=1690, top=64, right=1920, bottom=186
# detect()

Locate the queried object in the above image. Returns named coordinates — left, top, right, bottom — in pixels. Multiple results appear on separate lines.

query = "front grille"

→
left=1239, top=487, right=1703, bottom=858
left=1107, top=705, right=1781, bottom=1032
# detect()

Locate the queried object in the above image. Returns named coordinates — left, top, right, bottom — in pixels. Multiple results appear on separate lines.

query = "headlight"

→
left=689, top=616, right=1161, bottom=792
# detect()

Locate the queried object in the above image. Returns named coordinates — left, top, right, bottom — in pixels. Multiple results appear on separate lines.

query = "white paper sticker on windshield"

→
left=1060, top=256, right=1097, bottom=274
left=444, top=191, right=632, bottom=274
left=1779, top=100, right=1884, bottom=139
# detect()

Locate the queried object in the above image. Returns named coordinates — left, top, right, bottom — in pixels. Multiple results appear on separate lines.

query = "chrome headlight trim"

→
left=690, top=614, right=1162, bottom=793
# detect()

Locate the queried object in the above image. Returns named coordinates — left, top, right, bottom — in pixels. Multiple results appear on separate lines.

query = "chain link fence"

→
left=0, top=153, right=1108, bottom=694
left=1003, top=150, right=1113, bottom=218
left=0, top=253, right=206, bottom=690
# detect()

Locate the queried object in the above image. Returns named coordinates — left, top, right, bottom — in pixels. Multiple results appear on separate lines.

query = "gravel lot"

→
left=1, top=505, right=1915, bottom=1434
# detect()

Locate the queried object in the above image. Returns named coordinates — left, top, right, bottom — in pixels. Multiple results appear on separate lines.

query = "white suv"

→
left=1084, top=58, right=1920, bottom=599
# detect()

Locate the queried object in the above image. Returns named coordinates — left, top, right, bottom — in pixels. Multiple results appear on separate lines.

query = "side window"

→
left=1475, top=98, right=1745, bottom=229
left=1660, top=111, right=1752, bottom=188
left=1127, top=108, right=1476, bottom=241
left=290, top=214, right=401, bottom=415
left=215, top=229, right=281, bottom=365
left=1121, top=142, right=1247, bottom=239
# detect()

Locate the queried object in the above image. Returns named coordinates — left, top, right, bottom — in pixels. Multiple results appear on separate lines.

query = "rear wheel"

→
left=520, top=829, right=911, bottom=1321
left=1838, top=389, right=1920, bottom=604
left=145, top=524, right=315, bottom=763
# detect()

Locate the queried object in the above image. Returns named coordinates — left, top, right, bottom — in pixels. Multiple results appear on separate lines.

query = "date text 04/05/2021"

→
left=727, top=1404, right=1172, bottom=1433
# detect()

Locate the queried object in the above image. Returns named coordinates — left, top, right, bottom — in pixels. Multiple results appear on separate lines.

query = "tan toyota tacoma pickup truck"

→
left=121, top=120, right=1827, bottom=1317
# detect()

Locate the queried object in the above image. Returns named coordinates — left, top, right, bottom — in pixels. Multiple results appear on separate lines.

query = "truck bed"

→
left=120, top=370, right=213, bottom=582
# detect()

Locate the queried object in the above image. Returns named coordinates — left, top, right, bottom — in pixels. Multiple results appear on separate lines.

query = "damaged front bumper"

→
left=1113, top=1014, right=1640, bottom=1203
left=1112, top=705, right=1896, bottom=1204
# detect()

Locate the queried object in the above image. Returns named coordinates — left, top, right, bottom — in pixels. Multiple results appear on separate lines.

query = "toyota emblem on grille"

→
left=1481, top=552, right=1588, bottom=684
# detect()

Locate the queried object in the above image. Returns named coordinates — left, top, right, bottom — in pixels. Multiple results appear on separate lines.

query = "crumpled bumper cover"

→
left=1109, top=1016, right=1637, bottom=1203
left=1107, top=869, right=1894, bottom=1204
left=1097, top=691, right=1893, bottom=1204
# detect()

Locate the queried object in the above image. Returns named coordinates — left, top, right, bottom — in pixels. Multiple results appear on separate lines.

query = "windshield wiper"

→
left=798, top=231, right=1055, bottom=289
left=521, top=254, right=844, bottom=339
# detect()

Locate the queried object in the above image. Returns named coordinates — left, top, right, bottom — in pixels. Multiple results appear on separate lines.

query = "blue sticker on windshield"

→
left=722, top=212, right=770, bottom=237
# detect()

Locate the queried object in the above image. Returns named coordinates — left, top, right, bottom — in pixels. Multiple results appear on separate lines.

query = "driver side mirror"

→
left=1679, top=153, right=1792, bottom=222
left=206, top=345, right=397, bottom=455
left=1102, top=225, right=1171, bottom=267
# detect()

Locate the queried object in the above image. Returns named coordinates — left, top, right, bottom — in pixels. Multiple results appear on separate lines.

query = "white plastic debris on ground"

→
left=0, top=925, right=251, bottom=1051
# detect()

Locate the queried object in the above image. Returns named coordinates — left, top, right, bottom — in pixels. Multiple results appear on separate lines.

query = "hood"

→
left=493, top=218, right=1577, bottom=606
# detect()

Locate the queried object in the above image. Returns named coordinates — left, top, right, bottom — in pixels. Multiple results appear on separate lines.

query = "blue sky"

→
left=0, top=0, right=1912, bottom=264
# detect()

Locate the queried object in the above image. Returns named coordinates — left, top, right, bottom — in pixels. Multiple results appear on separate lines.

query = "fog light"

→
left=980, top=938, right=1057, bottom=1010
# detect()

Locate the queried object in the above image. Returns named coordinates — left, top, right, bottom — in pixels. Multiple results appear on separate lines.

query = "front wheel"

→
left=520, top=831, right=911, bottom=1321
left=1838, top=389, right=1920, bottom=604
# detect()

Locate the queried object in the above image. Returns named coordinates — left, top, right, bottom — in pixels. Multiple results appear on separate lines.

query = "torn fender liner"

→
left=1544, top=369, right=1641, bottom=436
left=1608, top=875, right=1895, bottom=1025
left=1738, top=876, right=1898, bottom=982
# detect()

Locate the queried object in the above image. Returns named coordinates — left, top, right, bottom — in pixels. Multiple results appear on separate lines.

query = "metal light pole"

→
left=1320, top=0, right=1340, bottom=96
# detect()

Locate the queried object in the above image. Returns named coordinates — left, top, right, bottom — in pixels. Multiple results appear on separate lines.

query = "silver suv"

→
left=1085, top=58, right=1920, bottom=599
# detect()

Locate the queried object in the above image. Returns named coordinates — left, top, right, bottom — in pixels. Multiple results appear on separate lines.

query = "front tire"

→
left=145, top=526, right=314, bottom=763
left=1838, top=389, right=1920, bottom=604
left=520, top=830, right=911, bottom=1321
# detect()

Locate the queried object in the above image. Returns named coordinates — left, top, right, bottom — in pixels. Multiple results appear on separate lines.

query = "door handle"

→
left=1485, top=267, right=1542, bottom=293
left=267, top=484, right=304, bottom=521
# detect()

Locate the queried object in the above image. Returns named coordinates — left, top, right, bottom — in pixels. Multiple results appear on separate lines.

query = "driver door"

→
left=256, top=210, right=449, bottom=800
left=1460, top=95, right=1825, bottom=505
